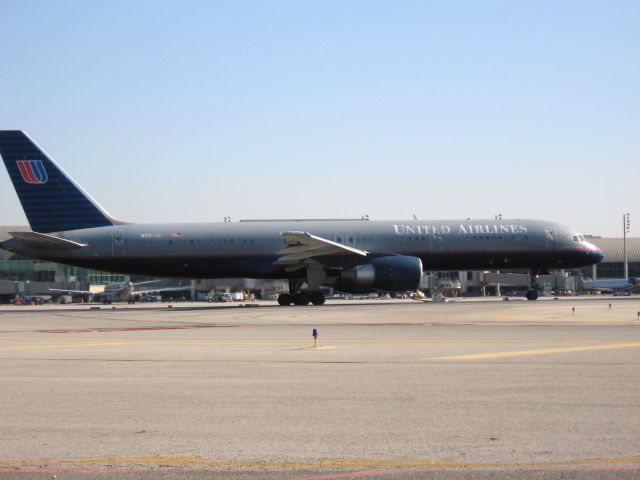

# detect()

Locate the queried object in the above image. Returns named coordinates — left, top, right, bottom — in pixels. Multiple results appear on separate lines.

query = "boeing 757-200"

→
left=0, top=131, right=603, bottom=305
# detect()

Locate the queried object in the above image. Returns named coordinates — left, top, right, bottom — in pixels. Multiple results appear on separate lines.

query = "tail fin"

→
left=0, top=131, right=121, bottom=233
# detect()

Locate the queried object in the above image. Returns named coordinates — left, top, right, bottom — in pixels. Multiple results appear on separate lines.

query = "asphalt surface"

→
left=0, top=297, right=639, bottom=479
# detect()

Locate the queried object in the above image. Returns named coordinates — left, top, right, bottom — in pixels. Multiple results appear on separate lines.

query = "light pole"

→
left=623, top=213, right=631, bottom=278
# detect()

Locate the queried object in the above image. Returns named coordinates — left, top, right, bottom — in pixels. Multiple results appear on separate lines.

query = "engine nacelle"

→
left=341, top=255, right=423, bottom=292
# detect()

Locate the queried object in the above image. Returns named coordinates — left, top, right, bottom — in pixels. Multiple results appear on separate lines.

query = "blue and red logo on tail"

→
left=16, top=160, right=48, bottom=184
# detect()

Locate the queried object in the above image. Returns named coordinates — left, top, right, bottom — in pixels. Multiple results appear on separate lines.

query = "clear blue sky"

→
left=0, top=0, right=638, bottom=237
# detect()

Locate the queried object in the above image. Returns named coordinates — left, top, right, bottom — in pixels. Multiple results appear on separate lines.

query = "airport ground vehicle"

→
left=213, top=293, right=233, bottom=302
left=12, top=296, right=45, bottom=305
left=141, top=294, right=162, bottom=302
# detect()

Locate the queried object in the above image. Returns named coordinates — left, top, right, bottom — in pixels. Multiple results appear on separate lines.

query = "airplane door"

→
left=544, top=226, right=557, bottom=250
left=111, top=230, right=126, bottom=256
left=431, top=232, right=444, bottom=253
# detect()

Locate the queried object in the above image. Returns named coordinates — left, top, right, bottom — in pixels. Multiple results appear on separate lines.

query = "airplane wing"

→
left=133, top=286, right=192, bottom=295
left=131, top=280, right=163, bottom=287
left=49, top=282, right=109, bottom=294
left=48, top=288, right=92, bottom=294
left=274, top=231, right=368, bottom=271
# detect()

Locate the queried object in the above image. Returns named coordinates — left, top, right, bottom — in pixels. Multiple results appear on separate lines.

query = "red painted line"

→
left=0, top=467, right=150, bottom=473
left=67, top=247, right=583, bottom=261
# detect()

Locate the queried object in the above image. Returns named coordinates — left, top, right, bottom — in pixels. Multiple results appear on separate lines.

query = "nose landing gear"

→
left=526, top=270, right=543, bottom=300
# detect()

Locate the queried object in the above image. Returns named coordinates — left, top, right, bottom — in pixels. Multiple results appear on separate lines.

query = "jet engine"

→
left=340, top=255, right=423, bottom=292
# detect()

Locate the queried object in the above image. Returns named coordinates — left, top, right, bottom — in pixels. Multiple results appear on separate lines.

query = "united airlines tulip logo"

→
left=16, top=160, right=48, bottom=184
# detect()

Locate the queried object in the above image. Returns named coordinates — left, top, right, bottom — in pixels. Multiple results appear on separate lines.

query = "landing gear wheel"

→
left=526, top=290, right=539, bottom=301
left=293, top=292, right=311, bottom=306
left=278, top=293, right=293, bottom=306
left=310, top=292, right=326, bottom=306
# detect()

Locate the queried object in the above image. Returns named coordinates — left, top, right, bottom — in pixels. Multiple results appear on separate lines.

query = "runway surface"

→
left=0, top=297, right=639, bottom=479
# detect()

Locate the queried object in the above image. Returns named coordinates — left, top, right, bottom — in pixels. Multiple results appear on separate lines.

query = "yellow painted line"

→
left=1, top=455, right=639, bottom=469
left=430, top=342, right=640, bottom=361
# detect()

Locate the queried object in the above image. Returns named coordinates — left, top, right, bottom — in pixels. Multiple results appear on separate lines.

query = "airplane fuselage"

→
left=2, top=218, right=603, bottom=280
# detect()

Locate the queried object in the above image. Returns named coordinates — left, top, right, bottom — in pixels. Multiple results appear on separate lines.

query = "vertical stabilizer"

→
left=0, top=131, right=120, bottom=232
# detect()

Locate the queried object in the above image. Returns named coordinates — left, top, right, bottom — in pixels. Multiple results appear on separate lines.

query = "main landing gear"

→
left=277, top=279, right=326, bottom=306
left=277, top=291, right=326, bottom=306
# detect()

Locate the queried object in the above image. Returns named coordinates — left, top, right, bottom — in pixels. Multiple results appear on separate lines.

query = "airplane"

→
left=0, top=131, right=604, bottom=305
left=48, top=277, right=192, bottom=303
left=582, top=277, right=638, bottom=293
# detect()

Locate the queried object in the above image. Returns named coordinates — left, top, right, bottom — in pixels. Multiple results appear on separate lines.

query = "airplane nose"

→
left=594, top=249, right=604, bottom=263
left=589, top=245, right=604, bottom=263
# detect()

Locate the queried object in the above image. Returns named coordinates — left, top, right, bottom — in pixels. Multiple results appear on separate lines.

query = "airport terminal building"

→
left=1, top=225, right=639, bottom=301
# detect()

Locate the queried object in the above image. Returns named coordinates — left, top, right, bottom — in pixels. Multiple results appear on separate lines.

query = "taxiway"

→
left=0, top=298, right=639, bottom=479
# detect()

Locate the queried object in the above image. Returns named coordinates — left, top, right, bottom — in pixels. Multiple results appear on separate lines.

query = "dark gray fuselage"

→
left=1, top=218, right=603, bottom=280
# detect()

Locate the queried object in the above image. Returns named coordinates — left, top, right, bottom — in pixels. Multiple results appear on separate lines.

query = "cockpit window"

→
left=572, top=235, right=586, bottom=243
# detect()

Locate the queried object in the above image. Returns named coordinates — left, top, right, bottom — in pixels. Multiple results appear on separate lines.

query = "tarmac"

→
left=0, top=296, right=639, bottom=479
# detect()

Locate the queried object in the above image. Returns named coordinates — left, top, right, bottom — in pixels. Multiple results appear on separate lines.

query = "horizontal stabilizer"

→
left=9, top=231, right=88, bottom=250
